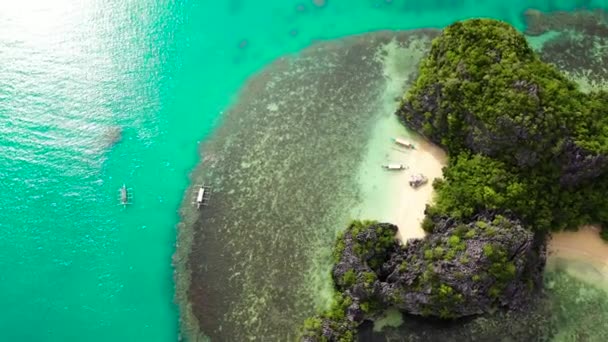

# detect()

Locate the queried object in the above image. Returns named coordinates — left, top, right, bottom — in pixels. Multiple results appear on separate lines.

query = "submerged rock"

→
left=101, top=126, right=122, bottom=149
left=524, top=8, right=608, bottom=37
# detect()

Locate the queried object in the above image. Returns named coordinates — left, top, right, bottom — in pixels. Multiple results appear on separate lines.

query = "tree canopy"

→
left=400, top=18, right=608, bottom=235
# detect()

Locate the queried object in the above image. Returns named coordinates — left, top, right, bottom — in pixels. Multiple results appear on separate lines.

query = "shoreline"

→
left=351, top=37, right=448, bottom=244
left=354, top=119, right=608, bottom=285
left=548, top=226, right=608, bottom=266
left=547, top=226, right=608, bottom=288
left=352, top=116, right=447, bottom=243
left=172, top=30, right=440, bottom=341
left=390, top=134, right=447, bottom=243
left=171, top=12, right=608, bottom=339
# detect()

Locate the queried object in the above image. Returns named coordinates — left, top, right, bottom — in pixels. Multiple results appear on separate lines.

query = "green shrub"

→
left=476, top=221, right=488, bottom=229
left=448, top=235, right=461, bottom=246
left=303, top=317, right=322, bottom=332
left=482, top=244, right=495, bottom=258
left=445, top=249, right=457, bottom=260
left=422, top=216, right=435, bottom=232
left=433, top=246, right=445, bottom=259
left=362, top=272, right=376, bottom=286
left=601, top=227, right=608, bottom=241
left=341, top=270, right=356, bottom=287
left=464, top=229, right=476, bottom=239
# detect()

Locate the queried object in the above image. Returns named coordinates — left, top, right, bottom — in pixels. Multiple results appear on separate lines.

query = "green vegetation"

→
left=403, top=19, right=605, bottom=161
left=300, top=18, right=608, bottom=341
left=300, top=221, right=398, bottom=341
left=300, top=291, right=358, bottom=341
left=484, top=243, right=517, bottom=296
left=409, top=215, right=525, bottom=317
left=400, top=18, right=608, bottom=238
left=348, top=220, right=397, bottom=270
left=341, top=270, right=356, bottom=287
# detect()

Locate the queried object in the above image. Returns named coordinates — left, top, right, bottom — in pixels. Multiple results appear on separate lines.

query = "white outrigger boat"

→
left=193, top=184, right=212, bottom=209
left=392, top=137, right=415, bottom=149
left=119, top=184, right=132, bottom=207
left=382, top=164, right=408, bottom=171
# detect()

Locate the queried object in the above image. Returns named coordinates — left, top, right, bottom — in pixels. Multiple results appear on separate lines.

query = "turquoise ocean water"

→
left=0, top=1, right=606, bottom=341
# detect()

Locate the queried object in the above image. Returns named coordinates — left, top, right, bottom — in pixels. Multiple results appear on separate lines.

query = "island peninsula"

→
left=300, top=18, right=608, bottom=341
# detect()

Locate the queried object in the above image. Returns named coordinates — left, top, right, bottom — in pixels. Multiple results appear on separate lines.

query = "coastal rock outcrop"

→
left=301, top=218, right=545, bottom=341
left=397, top=18, right=608, bottom=233
left=384, top=213, right=545, bottom=317
left=397, top=19, right=608, bottom=174
left=398, top=19, right=563, bottom=167
left=301, top=15, right=608, bottom=342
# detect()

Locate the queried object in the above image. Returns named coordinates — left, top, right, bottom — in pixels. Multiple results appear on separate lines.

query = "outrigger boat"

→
left=193, top=184, right=212, bottom=209
left=119, top=184, right=132, bottom=207
left=382, top=164, right=408, bottom=171
left=392, top=137, right=415, bottom=149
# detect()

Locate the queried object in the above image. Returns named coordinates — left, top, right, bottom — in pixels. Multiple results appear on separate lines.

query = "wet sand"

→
left=352, top=115, right=447, bottom=243
left=549, top=226, right=608, bottom=265
left=548, top=226, right=608, bottom=288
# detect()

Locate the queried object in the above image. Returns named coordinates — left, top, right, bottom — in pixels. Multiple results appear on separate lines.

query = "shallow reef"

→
left=300, top=15, right=608, bottom=342
left=176, top=9, right=608, bottom=342
left=175, top=30, right=438, bottom=341
left=525, top=8, right=608, bottom=92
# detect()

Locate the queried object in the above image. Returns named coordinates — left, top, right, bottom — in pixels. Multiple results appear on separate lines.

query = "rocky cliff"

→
left=301, top=218, right=545, bottom=341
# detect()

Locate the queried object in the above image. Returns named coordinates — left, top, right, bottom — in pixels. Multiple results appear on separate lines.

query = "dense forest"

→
left=300, top=18, right=608, bottom=341
left=402, top=19, right=608, bottom=235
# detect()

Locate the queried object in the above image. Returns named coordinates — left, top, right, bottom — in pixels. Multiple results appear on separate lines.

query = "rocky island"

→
left=300, top=18, right=608, bottom=341
left=175, top=8, right=608, bottom=341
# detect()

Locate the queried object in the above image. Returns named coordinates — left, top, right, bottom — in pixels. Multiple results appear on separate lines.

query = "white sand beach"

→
left=351, top=37, right=447, bottom=244
left=352, top=113, right=447, bottom=243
